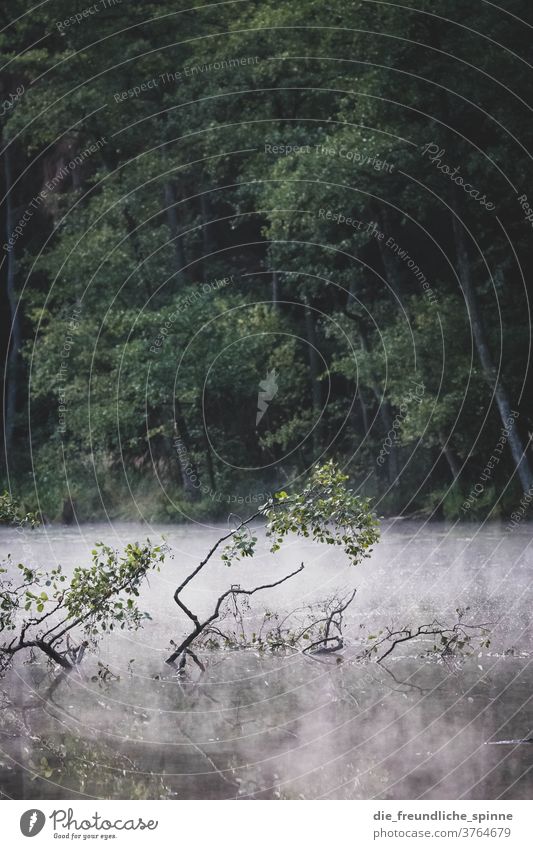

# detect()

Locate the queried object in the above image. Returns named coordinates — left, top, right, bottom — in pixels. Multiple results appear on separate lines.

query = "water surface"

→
left=1, top=520, right=531, bottom=799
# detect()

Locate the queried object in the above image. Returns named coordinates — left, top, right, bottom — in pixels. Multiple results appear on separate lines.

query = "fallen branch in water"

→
left=486, top=737, right=533, bottom=745
left=1, top=542, right=165, bottom=674
left=300, top=588, right=358, bottom=655
left=166, top=564, right=305, bottom=665
left=166, top=463, right=379, bottom=671
left=362, top=616, right=492, bottom=664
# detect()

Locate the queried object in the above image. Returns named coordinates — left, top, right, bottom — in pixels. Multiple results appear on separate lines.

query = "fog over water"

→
left=1, top=519, right=531, bottom=799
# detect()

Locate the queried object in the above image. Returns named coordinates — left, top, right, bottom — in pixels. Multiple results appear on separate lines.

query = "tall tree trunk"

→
left=375, top=396, right=400, bottom=487
left=440, top=433, right=461, bottom=482
left=451, top=208, right=533, bottom=494
left=272, top=270, right=279, bottom=310
left=198, top=397, right=216, bottom=491
left=367, top=214, right=401, bottom=484
left=174, top=401, right=200, bottom=500
left=82, top=115, right=148, bottom=298
left=345, top=300, right=400, bottom=486
left=374, top=207, right=402, bottom=306
left=357, top=383, right=370, bottom=436
left=4, top=141, right=20, bottom=461
left=200, top=193, right=214, bottom=281
left=122, top=205, right=150, bottom=299
left=163, top=180, right=186, bottom=280
left=427, top=21, right=533, bottom=496
left=304, top=305, right=322, bottom=452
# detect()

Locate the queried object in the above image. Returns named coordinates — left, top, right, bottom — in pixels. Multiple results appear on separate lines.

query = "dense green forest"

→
left=1, top=0, right=533, bottom=522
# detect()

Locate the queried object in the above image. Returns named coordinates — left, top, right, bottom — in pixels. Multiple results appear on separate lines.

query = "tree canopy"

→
left=1, top=0, right=532, bottom=521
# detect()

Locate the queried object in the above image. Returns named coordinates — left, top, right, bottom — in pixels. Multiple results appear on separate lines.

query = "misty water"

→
left=1, top=520, right=531, bottom=800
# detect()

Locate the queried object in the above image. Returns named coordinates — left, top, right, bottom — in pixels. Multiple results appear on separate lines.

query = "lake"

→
left=0, top=519, right=531, bottom=800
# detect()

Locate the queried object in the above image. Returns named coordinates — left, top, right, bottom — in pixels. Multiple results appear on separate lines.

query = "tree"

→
left=165, top=461, right=380, bottom=666
left=1, top=463, right=379, bottom=676
left=2, top=0, right=532, bottom=520
left=1, top=537, right=165, bottom=673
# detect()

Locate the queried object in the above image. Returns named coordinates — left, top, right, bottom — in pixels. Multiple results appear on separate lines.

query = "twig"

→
left=166, top=564, right=304, bottom=664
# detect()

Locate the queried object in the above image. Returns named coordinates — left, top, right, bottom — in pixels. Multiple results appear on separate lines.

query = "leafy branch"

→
left=1, top=541, right=165, bottom=672
left=0, top=491, right=39, bottom=527
left=166, top=462, right=380, bottom=669
left=362, top=612, right=492, bottom=664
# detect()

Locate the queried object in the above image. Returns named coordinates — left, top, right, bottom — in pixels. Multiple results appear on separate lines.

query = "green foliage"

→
left=221, top=528, right=258, bottom=565
left=0, top=492, right=39, bottom=528
left=0, top=540, right=165, bottom=672
left=168, top=462, right=380, bottom=664
left=2, top=0, right=532, bottom=520
left=64, top=542, right=165, bottom=634
left=219, top=462, right=379, bottom=566
left=265, top=461, right=380, bottom=564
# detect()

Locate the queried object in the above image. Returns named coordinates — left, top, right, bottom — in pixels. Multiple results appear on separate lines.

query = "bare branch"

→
left=166, top=564, right=304, bottom=664
left=170, top=512, right=263, bottom=631
left=362, top=619, right=491, bottom=664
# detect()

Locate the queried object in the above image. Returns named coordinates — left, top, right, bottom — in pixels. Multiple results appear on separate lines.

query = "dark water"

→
left=1, top=520, right=531, bottom=799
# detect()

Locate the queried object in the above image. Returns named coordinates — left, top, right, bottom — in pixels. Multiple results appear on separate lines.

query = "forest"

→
left=1, top=0, right=533, bottom=807
left=1, top=0, right=533, bottom=523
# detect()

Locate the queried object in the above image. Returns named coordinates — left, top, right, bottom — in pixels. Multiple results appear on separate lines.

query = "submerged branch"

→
left=166, top=564, right=305, bottom=664
left=363, top=619, right=491, bottom=664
